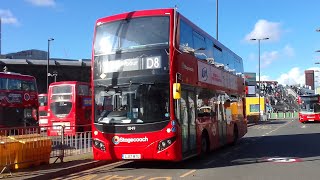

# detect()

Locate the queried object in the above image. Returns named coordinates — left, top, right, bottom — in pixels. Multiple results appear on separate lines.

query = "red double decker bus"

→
left=0, top=72, right=38, bottom=128
left=91, top=8, right=247, bottom=161
left=38, top=93, right=48, bottom=130
left=298, top=94, right=320, bottom=123
left=47, top=81, right=91, bottom=136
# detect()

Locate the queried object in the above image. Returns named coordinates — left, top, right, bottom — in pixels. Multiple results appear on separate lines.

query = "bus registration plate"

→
left=122, top=154, right=141, bottom=159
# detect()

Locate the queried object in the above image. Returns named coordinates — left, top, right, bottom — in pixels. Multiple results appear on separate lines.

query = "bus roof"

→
left=95, top=8, right=242, bottom=69
left=49, top=81, right=89, bottom=86
left=96, top=8, right=174, bottom=25
left=0, top=71, right=36, bottom=80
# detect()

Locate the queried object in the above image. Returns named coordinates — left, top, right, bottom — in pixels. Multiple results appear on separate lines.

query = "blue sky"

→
left=1, top=0, right=320, bottom=85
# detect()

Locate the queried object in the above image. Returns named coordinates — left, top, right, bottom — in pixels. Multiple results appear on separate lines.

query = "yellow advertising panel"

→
left=245, top=97, right=265, bottom=116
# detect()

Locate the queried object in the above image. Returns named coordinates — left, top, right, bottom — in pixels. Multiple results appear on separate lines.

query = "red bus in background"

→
left=47, top=81, right=91, bottom=136
left=298, top=94, right=320, bottom=123
left=91, top=8, right=247, bottom=161
left=0, top=72, right=38, bottom=128
left=38, top=93, right=48, bottom=130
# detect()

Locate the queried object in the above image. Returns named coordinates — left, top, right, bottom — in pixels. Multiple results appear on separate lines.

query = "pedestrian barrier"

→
left=0, top=124, right=92, bottom=176
left=48, top=125, right=92, bottom=163
left=268, top=112, right=299, bottom=120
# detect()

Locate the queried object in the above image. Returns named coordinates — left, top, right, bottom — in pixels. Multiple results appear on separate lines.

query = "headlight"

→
left=158, top=136, right=176, bottom=151
left=93, top=139, right=106, bottom=151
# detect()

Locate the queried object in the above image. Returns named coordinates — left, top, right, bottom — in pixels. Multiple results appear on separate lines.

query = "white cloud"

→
left=250, top=44, right=295, bottom=68
left=256, top=75, right=271, bottom=81
left=258, top=67, right=320, bottom=86
left=245, top=19, right=282, bottom=42
left=25, top=0, right=56, bottom=7
left=276, top=67, right=304, bottom=85
left=261, top=51, right=280, bottom=68
left=283, top=44, right=295, bottom=57
left=0, top=9, right=19, bottom=25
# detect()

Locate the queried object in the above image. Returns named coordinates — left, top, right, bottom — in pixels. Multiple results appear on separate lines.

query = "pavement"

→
left=0, top=152, right=112, bottom=180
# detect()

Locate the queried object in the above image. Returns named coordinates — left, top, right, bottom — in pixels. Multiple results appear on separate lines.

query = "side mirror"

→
left=173, top=83, right=181, bottom=99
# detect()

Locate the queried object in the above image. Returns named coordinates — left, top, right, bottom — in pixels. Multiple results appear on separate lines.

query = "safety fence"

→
left=268, top=112, right=299, bottom=120
left=0, top=124, right=92, bottom=176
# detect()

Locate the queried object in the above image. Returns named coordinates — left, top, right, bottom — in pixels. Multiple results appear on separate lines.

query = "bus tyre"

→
left=232, top=125, right=239, bottom=145
left=201, top=132, right=209, bottom=154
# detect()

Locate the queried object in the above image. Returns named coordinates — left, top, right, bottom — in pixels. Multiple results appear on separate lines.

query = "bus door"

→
left=178, top=88, right=197, bottom=157
left=217, top=95, right=227, bottom=146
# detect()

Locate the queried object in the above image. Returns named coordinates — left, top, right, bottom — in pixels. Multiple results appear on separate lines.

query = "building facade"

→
left=305, top=70, right=315, bottom=90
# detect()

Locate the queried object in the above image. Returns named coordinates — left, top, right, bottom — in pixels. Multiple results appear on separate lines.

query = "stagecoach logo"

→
left=201, top=67, right=208, bottom=81
left=112, top=136, right=149, bottom=145
left=24, top=93, right=30, bottom=101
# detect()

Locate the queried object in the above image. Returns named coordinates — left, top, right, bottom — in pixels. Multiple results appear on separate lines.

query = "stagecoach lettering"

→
left=8, top=93, right=22, bottom=103
left=102, top=56, right=162, bottom=73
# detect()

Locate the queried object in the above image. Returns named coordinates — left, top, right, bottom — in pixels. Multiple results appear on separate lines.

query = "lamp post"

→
left=48, top=71, right=58, bottom=82
left=250, top=37, right=269, bottom=121
left=216, top=0, right=219, bottom=40
left=47, top=38, right=54, bottom=93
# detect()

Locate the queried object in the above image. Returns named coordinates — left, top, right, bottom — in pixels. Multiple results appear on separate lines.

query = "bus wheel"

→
left=201, top=132, right=209, bottom=154
left=232, top=125, right=239, bottom=145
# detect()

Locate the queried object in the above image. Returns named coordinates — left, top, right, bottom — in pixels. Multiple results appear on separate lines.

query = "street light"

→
left=216, top=0, right=219, bottom=40
left=48, top=71, right=58, bottom=82
left=250, top=37, right=269, bottom=121
left=47, top=38, right=54, bottom=93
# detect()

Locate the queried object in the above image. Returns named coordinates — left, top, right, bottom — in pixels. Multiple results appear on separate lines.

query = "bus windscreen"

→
left=94, top=16, right=169, bottom=55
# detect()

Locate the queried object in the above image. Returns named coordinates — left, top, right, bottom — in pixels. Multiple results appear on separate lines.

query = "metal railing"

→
left=0, top=124, right=92, bottom=176
left=268, top=111, right=299, bottom=120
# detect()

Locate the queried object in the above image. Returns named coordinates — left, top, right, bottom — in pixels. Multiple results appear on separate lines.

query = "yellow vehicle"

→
left=245, top=97, right=265, bottom=123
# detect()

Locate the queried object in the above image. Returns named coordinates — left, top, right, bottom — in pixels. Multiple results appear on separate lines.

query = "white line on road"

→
left=301, top=125, right=306, bottom=128
left=263, top=120, right=294, bottom=136
left=180, top=170, right=197, bottom=178
left=80, top=160, right=133, bottom=174
left=233, top=147, right=241, bottom=151
left=204, top=159, right=216, bottom=166
left=221, top=152, right=231, bottom=157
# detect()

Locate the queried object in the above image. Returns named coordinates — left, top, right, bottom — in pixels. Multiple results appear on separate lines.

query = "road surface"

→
left=53, top=119, right=320, bottom=180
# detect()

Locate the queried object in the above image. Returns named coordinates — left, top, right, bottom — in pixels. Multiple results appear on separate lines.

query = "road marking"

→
left=301, top=125, right=306, bottom=128
left=77, top=175, right=98, bottom=180
left=179, top=170, right=197, bottom=178
left=221, top=152, right=231, bottom=157
left=233, top=147, right=241, bottom=151
left=105, top=175, right=133, bottom=179
left=94, top=175, right=113, bottom=180
left=56, top=175, right=82, bottom=180
left=266, top=157, right=301, bottom=163
left=262, top=120, right=293, bottom=136
left=204, top=159, right=215, bottom=166
left=81, top=160, right=132, bottom=174
left=149, top=177, right=172, bottom=180
left=133, top=176, right=146, bottom=180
